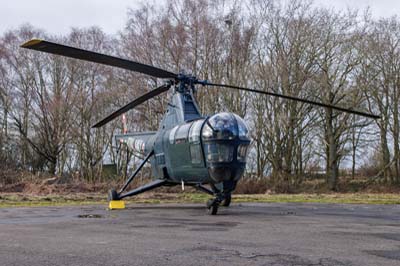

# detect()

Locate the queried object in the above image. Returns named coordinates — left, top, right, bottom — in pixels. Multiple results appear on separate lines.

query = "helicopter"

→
left=21, top=39, right=380, bottom=215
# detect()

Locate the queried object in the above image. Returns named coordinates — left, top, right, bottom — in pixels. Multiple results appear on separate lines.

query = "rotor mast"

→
left=158, top=74, right=204, bottom=130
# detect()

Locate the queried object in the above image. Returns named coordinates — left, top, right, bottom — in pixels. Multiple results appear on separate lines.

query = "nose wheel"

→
left=221, top=193, right=231, bottom=207
left=206, top=191, right=229, bottom=215
left=206, top=181, right=235, bottom=215
left=206, top=198, right=220, bottom=215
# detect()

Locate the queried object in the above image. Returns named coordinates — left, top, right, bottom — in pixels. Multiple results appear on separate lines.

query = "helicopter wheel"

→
left=108, top=189, right=120, bottom=201
left=206, top=199, right=219, bottom=215
left=221, top=194, right=231, bottom=207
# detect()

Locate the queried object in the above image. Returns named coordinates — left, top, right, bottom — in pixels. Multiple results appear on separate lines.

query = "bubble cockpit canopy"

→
left=202, top=112, right=249, bottom=141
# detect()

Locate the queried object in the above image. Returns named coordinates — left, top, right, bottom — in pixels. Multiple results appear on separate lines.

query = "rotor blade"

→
left=92, top=83, right=171, bottom=128
left=204, top=82, right=380, bottom=119
left=21, top=39, right=178, bottom=79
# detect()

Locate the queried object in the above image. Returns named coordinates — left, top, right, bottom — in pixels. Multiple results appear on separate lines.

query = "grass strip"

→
left=0, top=192, right=399, bottom=208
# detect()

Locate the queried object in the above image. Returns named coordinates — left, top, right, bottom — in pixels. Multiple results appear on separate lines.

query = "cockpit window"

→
left=169, top=126, right=178, bottom=144
left=237, top=144, right=249, bottom=162
left=189, top=120, right=203, bottom=143
left=203, top=143, right=234, bottom=163
left=203, top=112, right=238, bottom=140
left=233, top=114, right=249, bottom=140
left=175, top=123, right=191, bottom=144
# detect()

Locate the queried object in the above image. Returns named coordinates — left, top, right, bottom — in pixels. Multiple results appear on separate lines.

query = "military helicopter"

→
left=21, top=39, right=379, bottom=214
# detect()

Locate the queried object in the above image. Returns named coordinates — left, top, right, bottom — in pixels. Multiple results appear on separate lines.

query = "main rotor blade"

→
left=92, top=83, right=171, bottom=128
left=21, top=39, right=178, bottom=79
left=204, top=82, right=380, bottom=119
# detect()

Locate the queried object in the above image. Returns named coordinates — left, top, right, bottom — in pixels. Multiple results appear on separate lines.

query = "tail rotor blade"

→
left=92, top=83, right=171, bottom=128
left=21, top=39, right=178, bottom=79
left=204, top=82, right=380, bottom=119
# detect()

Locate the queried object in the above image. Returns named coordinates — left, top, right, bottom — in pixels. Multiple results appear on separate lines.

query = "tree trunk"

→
left=393, top=94, right=399, bottom=184
left=48, top=159, right=57, bottom=175
left=351, top=124, right=356, bottom=179
left=326, top=107, right=339, bottom=191
left=380, top=126, right=392, bottom=183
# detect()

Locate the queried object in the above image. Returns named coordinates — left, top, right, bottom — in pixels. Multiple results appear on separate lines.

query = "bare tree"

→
left=359, top=17, right=400, bottom=184
left=250, top=0, right=322, bottom=189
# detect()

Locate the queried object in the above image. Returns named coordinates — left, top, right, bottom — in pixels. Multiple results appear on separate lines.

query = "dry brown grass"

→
left=1, top=171, right=400, bottom=196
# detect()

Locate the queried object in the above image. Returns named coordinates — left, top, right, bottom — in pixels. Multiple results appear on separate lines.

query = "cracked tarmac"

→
left=0, top=202, right=399, bottom=266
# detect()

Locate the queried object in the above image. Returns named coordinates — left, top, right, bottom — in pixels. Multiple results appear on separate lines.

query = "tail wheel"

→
left=108, top=189, right=119, bottom=201
left=221, top=194, right=231, bottom=207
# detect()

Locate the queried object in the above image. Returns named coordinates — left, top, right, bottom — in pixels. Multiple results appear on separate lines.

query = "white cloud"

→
left=0, top=0, right=398, bottom=35
left=313, top=0, right=400, bottom=19
left=0, top=0, right=141, bottom=35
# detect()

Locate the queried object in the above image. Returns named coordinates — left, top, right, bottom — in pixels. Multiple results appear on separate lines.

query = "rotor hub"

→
left=175, top=73, right=207, bottom=93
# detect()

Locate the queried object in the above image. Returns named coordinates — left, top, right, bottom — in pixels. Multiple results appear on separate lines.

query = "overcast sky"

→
left=0, top=0, right=399, bottom=35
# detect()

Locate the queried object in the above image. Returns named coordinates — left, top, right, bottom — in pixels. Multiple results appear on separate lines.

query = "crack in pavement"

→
left=179, top=245, right=353, bottom=266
